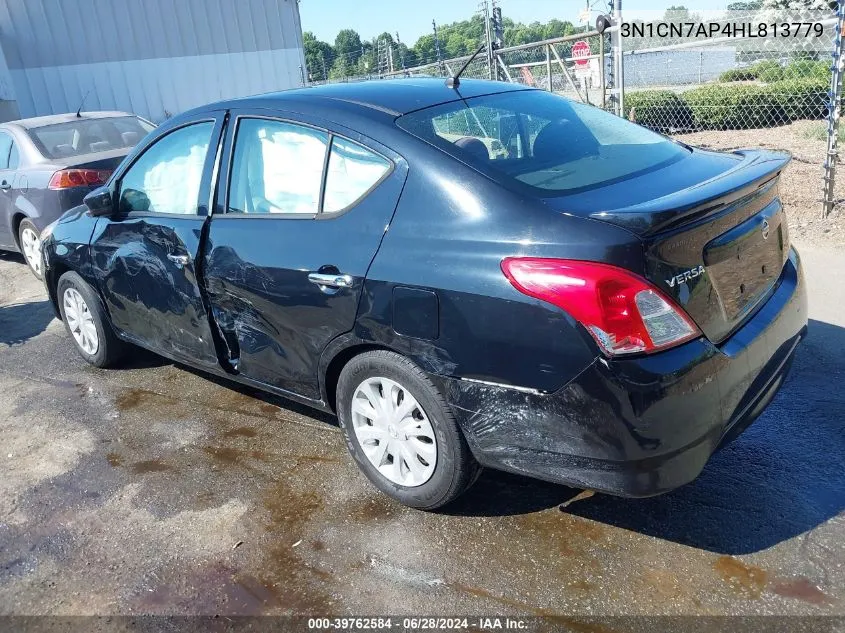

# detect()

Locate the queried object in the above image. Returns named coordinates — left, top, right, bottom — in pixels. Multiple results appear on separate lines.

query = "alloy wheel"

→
left=63, top=287, right=99, bottom=356
left=350, top=376, right=437, bottom=487
left=20, top=227, right=41, bottom=276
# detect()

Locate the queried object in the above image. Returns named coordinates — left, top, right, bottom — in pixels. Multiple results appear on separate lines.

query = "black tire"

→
left=17, top=218, right=43, bottom=280
left=336, top=350, right=480, bottom=510
left=57, top=271, right=126, bottom=368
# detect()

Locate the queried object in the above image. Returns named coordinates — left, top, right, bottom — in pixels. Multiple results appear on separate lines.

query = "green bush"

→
left=758, top=65, right=785, bottom=82
left=624, top=90, right=693, bottom=131
left=719, top=68, right=756, bottom=82
left=783, top=59, right=829, bottom=81
left=769, top=77, right=829, bottom=120
left=751, top=60, right=783, bottom=81
left=719, top=60, right=784, bottom=83
left=683, top=84, right=788, bottom=129
left=681, top=77, right=829, bottom=130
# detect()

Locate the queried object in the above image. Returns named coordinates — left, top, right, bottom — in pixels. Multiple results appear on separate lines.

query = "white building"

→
left=0, top=0, right=307, bottom=123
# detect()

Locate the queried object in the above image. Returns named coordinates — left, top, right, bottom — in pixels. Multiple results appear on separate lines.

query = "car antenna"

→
left=75, top=89, right=91, bottom=118
left=446, top=44, right=487, bottom=89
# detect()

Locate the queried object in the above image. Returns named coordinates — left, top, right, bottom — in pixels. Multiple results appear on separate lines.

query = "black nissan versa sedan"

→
left=40, top=79, right=808, bottom=509
left=0, top=111, right=154, bottom=278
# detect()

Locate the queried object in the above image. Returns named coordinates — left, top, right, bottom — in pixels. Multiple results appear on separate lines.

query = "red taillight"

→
left=501, top=258, right=701, bottom=356
left=48, top=169, right=111, bottom=190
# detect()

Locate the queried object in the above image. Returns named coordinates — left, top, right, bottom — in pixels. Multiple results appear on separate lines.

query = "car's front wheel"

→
left=57, top=271, right=126, bottom=368
left=336, top=350, right=480, bottom=510
left=18, top=219, right=42, bottom=279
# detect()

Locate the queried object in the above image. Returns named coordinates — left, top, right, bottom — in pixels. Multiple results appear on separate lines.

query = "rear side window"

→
left=324, top=137, right=391, bottom=213
left=119, top=122, right=213, bottom=215
left=227, top=118, right=391, bottom=215
left=0, top=133, right=11, bottom=170
left=8, top=142, right=19, bottom=169
left=397, top=90, right=689, bottom=196
left=28, top=116, right=154, bottom=160
left=228, top=118, right=328, bottom=215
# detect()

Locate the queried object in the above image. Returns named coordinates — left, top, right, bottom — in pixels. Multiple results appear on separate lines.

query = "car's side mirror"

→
left=83, top=186, right=114, bottom=217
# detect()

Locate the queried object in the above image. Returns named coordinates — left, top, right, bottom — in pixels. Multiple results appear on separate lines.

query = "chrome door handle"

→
left=167, top=253, right=190, bottom=266
left=308, top=272, right=353, bottom=289
left=0, top=182, right=10, bottom=191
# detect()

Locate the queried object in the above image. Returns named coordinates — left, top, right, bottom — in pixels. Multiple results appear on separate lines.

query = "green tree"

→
left=303, top=32, right=334, bottom=82
left=334, top=29, right=364, bottom=66
left=726, top=1, right=763, bottom=9
left=321, top=11, right=582, bottom=76
left=762, top=0, right=834, bottom=9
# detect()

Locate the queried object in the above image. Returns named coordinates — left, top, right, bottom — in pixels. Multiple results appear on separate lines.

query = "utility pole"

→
left=609, top=0, right=624, bottom=116
left=396, top=32, right=406, bottom=70
left=823, top=0, right=845, bottom=217
left=433, top=20, right=443, bottom=74
left=491, top=0, right=504, bottom=81
left=480, top=0, right=493, bottom=80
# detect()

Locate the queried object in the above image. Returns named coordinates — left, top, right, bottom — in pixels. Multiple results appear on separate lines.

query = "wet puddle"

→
left=769, top=576, right=832, bottom=605
left=714, top=556, right=768, bottom=598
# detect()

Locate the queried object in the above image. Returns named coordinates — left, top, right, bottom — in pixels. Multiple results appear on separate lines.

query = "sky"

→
left=298, top=0, right=731, bottom=46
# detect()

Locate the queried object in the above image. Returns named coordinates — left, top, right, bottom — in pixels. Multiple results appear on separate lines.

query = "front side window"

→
left=228, top=119, right=328, bottom=214
left=397, top=90, right=689, bottom=196
left=119, top=121, right=213, bottom=215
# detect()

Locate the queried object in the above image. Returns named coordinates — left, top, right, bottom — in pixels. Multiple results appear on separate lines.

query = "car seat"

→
left=454, top=136, right=490, bottom=162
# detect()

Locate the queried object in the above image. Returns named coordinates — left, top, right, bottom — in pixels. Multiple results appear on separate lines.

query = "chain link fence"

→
left=620, top=11, right=837, bottom=136
left=308, top=6, right=844, bottom=218
left=494, top=32, right=609, bottom=109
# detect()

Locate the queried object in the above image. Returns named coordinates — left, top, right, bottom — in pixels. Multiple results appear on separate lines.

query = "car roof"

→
left=3, top=111, right=137, bottom=130
left=206, top=78, right=533, bottom=117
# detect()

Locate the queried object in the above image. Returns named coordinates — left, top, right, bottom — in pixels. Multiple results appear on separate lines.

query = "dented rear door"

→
left=202, top=109, right=408, bottom=400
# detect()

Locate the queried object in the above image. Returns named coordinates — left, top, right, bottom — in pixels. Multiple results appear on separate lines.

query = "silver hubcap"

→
left=63, top=288, right=99, bottom=356
left=20, top=227, right=41, bottom=275
left=351, top=377, right=437, bottom=487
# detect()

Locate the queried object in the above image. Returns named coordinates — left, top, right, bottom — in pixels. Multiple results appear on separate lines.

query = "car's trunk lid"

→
left=57, top=147, right=131, bottom=171
left=552, top=149, right=791, bottom=343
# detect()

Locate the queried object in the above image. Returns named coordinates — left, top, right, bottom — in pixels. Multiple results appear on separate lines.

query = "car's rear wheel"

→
left=336, top=350, right=480, bottom=509
left=18, top=219, right=42, bottom=279
left=57, top=271, right=126, bottom=368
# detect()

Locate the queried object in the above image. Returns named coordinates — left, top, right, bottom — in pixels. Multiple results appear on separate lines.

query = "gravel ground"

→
left=0, top=242, right=844, bottom=624
left=677, top=121, right=845, bottom=248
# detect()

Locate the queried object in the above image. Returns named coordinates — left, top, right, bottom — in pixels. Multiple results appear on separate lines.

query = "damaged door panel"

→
left=89, top=117, right=227, bottom=368
left=203, top=111, right=408, bottom=399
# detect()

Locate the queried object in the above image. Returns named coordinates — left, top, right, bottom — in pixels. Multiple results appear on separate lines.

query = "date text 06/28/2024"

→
left=307, top=617, right=529, bottom=630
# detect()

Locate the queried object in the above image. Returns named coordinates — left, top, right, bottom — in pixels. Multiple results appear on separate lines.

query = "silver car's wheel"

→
left=20, top=225, right=41, bottom=277
left=350, top=376, right=437, bottom=487
left=63, top=287, right=99, bottom=356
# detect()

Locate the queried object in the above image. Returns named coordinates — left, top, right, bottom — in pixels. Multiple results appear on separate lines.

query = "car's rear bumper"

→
left=435, top=247, right=808, bottom=497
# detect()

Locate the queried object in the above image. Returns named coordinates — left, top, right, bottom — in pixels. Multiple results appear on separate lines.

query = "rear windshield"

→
left=396, top=90, right=689, bottom=196
left=28, top=116, right=155, bottom=160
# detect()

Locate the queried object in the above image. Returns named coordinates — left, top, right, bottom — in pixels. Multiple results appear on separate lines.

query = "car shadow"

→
left=0, top=300, right=56, bottom=345
left=110, top=347, right=172, bottom=370
left=445, top=318, right=845, bottom=555
left=178, top=362, right=339, bottom=428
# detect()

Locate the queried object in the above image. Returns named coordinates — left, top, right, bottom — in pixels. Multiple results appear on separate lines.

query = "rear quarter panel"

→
left=358, top=144, right=645, bottom=393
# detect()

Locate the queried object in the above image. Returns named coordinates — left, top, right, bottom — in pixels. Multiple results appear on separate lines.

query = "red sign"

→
left=572, top=40, right=590, bottom=66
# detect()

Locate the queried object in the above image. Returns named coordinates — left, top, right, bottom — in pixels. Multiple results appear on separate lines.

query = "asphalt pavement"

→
left=0, top=244, right=843, bottom=619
